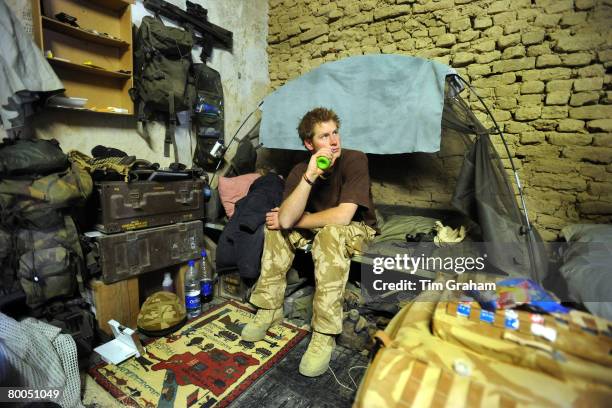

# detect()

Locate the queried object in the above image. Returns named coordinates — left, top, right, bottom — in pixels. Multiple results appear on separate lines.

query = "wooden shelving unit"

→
left=31, top=0, right=135, bottom=115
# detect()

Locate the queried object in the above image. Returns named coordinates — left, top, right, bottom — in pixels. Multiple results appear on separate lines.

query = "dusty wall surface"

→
left=267, top=0, right=612, bottom=239
left=3, top=0, right=269, bottom=167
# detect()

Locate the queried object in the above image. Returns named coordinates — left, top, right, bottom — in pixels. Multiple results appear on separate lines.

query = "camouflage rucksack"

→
left=131, top=15, right=196, bottom=161
left=0, top=142, right=92, bottom=308
left=15, top=216, right=84, bottom=308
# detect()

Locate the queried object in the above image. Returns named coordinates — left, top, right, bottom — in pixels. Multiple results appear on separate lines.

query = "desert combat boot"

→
left=241, top=307, right=283, bottom=341
left=299, top=332, right=335, bottom=377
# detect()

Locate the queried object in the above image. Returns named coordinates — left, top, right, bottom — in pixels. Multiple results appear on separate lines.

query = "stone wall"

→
left=267, top=0, right=612, bottom=240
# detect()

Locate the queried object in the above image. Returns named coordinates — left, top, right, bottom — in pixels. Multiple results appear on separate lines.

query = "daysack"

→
left=354, top=274, right=612, bottom=407
left=0, top=138, right=68, bottom=177
left=192, top=63, right=224, bottom=171
left=131, top=16, right=196, bottom=161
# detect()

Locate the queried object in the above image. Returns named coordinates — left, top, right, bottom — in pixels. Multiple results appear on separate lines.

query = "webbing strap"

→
left=466, top=381, right=484, bottom=407
left=430, top=370, right=453, bottom=408
left=164, top=94, right=173, bottom=158
left=399, top=359, right=428, bottom=407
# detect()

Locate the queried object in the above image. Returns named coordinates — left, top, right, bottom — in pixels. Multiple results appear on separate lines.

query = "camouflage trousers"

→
left=250, top=222, right=375, bottom=334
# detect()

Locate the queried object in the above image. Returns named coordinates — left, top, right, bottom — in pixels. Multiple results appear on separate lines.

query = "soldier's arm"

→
left=291, top=203, right=357, bottom=229
left=279, top=149, right=331, bottom=228
left=278, top=173, right=312, bottom=229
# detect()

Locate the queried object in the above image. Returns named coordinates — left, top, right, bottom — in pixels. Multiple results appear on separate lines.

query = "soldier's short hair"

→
left=297, top=107, right=341, bottom=144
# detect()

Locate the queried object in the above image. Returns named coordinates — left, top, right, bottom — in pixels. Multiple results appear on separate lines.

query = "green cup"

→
left=316, top=156, right=331, bottom=170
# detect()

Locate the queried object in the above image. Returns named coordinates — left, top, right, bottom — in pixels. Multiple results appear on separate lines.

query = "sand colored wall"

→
left=267, top=0, right=612, bottom=239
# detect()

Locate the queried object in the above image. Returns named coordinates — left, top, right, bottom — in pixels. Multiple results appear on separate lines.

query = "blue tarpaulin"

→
left=260, top=54, right=454, bottom=154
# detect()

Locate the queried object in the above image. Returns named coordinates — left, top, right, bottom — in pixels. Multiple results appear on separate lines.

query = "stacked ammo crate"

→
left=90, top=179, right=206, bottom=284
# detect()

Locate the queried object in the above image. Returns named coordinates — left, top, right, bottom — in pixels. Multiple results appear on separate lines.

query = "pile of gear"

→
left=0, top=138, right=92, bottom=309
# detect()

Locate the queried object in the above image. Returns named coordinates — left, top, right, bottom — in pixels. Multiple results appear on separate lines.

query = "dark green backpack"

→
left=131, top=16, right=196, bottom=161
left=192, top=63, right=224, bottom=171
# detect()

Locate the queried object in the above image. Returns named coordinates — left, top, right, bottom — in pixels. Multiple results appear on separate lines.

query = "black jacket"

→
left=216, top=174, right=284, bottom=279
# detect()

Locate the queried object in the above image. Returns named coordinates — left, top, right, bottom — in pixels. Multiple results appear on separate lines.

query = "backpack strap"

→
left=164, top=95, right=179, bottom=161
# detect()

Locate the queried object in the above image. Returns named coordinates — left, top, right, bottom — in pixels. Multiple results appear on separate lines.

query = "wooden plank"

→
left=41, top=0, right=123, bottom=39
left=46, top=105, right=133, bottom=115
left=118, top=3, right=133, bottom=110
left=89, top=0, right=134, bottom=12
left=91, top=277, right=140, bottom=335
left=31, top=0, right=44, bottom=49
left=47, top=57, right=131, bottom=79
left=175, top=264, right=188, bottom=305
left=42, top=16, right=129, bottom=48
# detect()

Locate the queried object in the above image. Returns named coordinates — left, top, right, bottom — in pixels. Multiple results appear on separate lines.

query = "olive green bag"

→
left=131, top=15, right=196, bottom=160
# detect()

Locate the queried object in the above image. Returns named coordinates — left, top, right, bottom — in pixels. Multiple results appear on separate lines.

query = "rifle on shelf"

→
left=143, top=0, right=233, bottom=60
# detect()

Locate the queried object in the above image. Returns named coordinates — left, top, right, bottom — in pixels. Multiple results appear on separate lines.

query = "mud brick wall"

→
left=266, top=0, right=612, bottom=240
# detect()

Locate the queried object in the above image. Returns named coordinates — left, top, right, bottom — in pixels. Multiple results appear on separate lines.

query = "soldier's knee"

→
left=314, top=225, right=344, bottom=243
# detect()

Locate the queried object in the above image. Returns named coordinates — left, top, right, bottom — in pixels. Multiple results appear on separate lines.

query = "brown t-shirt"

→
left=283, top=149, right=378, bottom=232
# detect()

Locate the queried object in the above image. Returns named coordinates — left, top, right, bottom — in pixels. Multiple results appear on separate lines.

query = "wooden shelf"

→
left=88, top=0, right=133, bottom=12
left=42, top=16, right=129, bottom=48
left=46, top=105, right=132, bottom=116
left=32, top=0, right=134, bottom=116
left=47, top=57, right=131, bottom=79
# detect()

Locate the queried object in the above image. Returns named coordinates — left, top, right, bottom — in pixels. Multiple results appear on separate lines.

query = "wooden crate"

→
left=91, top=263, right=187, bottom=335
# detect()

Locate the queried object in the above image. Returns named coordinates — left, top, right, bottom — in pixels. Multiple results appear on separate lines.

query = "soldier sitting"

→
left=241, top=107, right=377, bottom=377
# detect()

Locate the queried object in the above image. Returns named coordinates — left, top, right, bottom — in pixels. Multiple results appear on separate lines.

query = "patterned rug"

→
left=89, top=301, right=307, bottom=407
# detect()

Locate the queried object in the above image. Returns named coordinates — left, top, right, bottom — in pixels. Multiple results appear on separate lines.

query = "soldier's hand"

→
left=306, top=147, right=332, bottom=181
left=265, top=207, right=281, bottom=230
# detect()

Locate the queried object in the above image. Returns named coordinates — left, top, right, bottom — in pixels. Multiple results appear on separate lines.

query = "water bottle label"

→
left=201, top=281, right=213, bottom=296
left=186, top=291, right=201, bottom=310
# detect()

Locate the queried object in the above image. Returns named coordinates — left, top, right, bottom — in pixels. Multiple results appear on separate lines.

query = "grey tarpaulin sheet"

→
left=260, top=54, right=454, bottom=154
left=0, top=1, right=63, bottom=128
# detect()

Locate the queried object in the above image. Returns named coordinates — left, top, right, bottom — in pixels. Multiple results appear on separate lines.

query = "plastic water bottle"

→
left=162, top=272, right=174, bottom=293
left=185, top=260, right=201, bottom=319
left=200, top=249, right=213, bottom=304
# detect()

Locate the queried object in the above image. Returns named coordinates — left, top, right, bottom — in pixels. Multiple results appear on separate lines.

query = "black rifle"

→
left=143, top=0, right=233, bottom=59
